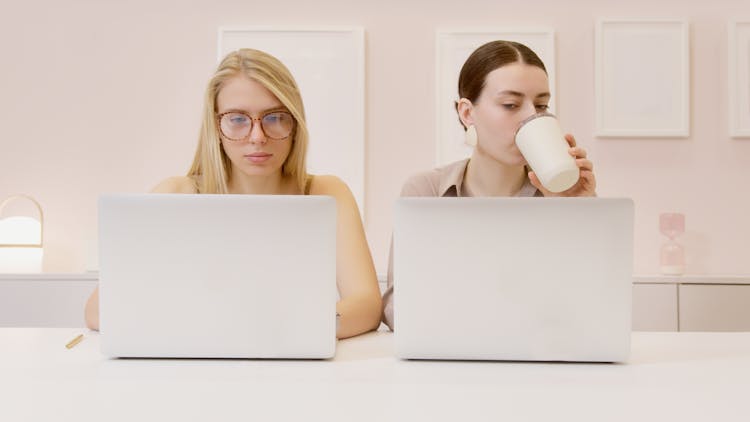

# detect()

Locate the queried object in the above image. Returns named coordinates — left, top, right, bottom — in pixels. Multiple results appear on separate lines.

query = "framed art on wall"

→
left=729, top=21, right=750, bottom=138
left=595, top=20, right=690, bottom=137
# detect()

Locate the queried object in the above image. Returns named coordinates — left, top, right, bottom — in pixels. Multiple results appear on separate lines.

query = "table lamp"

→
left=0, top=195, right=44, bottom=273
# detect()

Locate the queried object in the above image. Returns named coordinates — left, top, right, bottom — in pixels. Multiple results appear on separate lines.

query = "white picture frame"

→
left=595, top=19, right=690, bottom=137
left=729, top=21, right=750, bottom=138
left=218, top=26, right=366, bottom=213
left=436, top=29, right=556, bottom=166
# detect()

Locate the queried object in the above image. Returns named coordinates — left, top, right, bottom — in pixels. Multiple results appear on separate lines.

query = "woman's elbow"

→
left=84, top=289, right=100, bottom=331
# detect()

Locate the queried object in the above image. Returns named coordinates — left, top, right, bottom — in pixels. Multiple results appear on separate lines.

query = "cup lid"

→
left=514, top=111, right=557, bottom=137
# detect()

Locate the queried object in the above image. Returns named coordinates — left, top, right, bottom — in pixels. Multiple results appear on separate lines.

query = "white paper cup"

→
left=515, top=112, right=579, bottom=193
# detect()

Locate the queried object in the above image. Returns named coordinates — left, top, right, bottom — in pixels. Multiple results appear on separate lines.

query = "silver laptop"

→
left=98, top=194, right=336, bottom=359
left=394, top=197, right=634, bottom=362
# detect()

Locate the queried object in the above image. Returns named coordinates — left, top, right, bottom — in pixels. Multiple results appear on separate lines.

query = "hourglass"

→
left=659, top=213, right=685, bottom=275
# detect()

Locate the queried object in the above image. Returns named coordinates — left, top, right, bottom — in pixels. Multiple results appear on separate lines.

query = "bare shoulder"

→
left=150, top=176, right=198, bottom=194
left=308, top=174, right=352, bottom=198
left=308, top=175, right=363, bottom=224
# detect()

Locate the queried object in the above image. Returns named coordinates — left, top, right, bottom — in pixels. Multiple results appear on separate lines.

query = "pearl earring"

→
left=465, top=125, right=477, bottom=147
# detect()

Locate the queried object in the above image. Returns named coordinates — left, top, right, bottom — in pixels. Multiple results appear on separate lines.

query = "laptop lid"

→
left=98, top=194, right=336, bottom=359
left=394, top=197, right=634, bottom=362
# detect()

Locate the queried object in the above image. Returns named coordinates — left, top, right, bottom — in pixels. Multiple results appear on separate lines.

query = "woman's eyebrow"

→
left=494, top=90, right=551, bottom=100
left=495, top=90, right=524, bottom=97
left=219, top=106, right=288, bottom=114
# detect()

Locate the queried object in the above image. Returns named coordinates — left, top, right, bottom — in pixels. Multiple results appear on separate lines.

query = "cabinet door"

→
left=632, top=284, right=678, bottom=331
left=0, top=280, right=97, bottom=327
left=680, top=285, right=750, bottom=331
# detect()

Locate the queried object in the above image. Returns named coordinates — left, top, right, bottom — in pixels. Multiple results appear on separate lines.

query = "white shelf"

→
left=0, top=272, right=99, bottom=282
left=634, top=274, right=750, bottom=285
left=3, top=272, right=748, bottom=286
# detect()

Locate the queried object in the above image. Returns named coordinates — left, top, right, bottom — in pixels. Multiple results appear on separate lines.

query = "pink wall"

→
left=1, top=0, right=749, bottom=276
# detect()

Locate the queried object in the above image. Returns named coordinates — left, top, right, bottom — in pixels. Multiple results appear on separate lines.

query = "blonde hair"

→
left=187, top=48, right=309, bottom=193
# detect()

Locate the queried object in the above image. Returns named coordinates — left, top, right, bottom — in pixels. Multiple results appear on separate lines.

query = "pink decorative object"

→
left=659, top=213, right=685, bottom=275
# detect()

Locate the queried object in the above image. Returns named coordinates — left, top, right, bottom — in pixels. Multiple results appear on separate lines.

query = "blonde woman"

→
left=86, top=49, right=382, bottom=339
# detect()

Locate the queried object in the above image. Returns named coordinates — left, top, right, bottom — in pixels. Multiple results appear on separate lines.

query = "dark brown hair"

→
left=455, top=40, right=547, bottom=129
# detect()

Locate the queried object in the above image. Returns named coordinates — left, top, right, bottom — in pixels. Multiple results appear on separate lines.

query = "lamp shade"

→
left=0, top=195, right=43, bottom=273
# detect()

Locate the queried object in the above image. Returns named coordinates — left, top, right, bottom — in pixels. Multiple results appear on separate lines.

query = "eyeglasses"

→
left=217, top=110, right=295, bottom=141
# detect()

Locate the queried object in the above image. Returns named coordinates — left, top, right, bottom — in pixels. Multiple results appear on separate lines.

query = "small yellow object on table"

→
left=65, top=334, right=84, bottom=349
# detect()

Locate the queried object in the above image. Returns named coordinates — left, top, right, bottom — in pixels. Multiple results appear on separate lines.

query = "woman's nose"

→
left=248, top=120, right=267, bottom=144
left=522, top=102, right=538, bottom=119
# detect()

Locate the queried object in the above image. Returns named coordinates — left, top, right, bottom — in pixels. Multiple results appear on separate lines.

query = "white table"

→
left=2, top=329, right=749, bottom=421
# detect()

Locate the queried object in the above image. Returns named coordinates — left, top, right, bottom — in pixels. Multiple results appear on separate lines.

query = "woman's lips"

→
left=245, top=152, right=272, bottom=163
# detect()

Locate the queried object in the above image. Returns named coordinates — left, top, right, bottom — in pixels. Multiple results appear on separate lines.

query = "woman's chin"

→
left=237, top=164, right=281, bottom=178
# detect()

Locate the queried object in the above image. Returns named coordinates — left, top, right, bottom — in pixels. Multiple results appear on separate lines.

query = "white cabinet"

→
left=3, top=274, right=749, bottom=331
left=632, top=283, right=678, bottom=331
left=0, top=274, right=97, bottom=327
left=679, top=284, right=750, bottom=331
left=635, top=276, right=750, bottom=332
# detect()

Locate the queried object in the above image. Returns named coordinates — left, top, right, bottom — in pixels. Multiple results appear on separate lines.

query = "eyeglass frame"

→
left=215, top=109, right=296, bottom=142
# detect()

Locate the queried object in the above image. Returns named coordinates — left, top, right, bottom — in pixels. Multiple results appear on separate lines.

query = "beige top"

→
left=381, top=159, right=540, bottom=330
